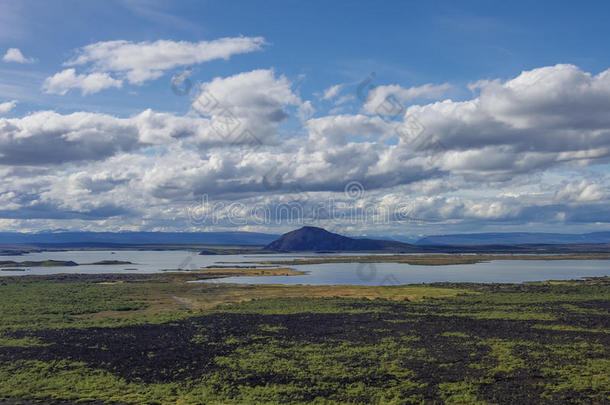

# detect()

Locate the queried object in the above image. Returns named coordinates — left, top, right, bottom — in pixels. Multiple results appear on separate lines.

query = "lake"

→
left=0, top=250, right=608, bottom=285
left=198, top=260, right=610, bottom=285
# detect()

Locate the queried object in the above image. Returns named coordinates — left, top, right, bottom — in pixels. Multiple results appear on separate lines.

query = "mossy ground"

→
left=0, top=274, right=608, bottom=404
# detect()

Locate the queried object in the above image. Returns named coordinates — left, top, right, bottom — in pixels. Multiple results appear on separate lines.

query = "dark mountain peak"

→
left=264, top=227, right=351, bottom=252
left=284, top=226, right=335, bottom=237
left=291, top=226, right=329, bottom=233
left=264, top=227, right=415, bottom=252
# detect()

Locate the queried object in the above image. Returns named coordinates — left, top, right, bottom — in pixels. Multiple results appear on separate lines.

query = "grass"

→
left=0, top=273, right=608, bottom=404
left=0, top=272, right=467, bottom=330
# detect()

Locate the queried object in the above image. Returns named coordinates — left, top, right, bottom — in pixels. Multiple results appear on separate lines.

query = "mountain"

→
left=5, top=228, right=610, bottom=250
left=415, top=232, right=610, bottom=246
left=0, top=231, right=279, bottom=246
left=264, top=226, right=416, bottom=252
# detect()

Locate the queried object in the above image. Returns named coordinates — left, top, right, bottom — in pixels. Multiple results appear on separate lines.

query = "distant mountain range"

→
left=264, top=226, right=417, bottom=252
left=2, top=229, right=610, bottom=250
left=264, top=227, right=610, bottom=252
left=415, top=232, right=610, bottom=246
left=0, top=231, right=278, bottom=246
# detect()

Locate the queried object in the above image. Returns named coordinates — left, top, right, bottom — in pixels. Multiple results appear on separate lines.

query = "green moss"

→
left=438, top=379, right=490, bottom=404
left=440, top=331, right=470, bottom=338
left=0, top=360, right=182, bottom=404
left=481, top=339, right=526, bottom=375
left=0, top=279, right=148, bottom=332
left=532, top=324, right=609, bottom=334
left=0, top=275, right=608, bottom=404
left=542, top=358, right=610, bottom=400
left=0, top=335, right=47, bottom=347
left=258, top=324, right=288, bottom=333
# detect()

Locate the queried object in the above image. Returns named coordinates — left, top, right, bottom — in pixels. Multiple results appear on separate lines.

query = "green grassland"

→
left=0, top=273, right=608, bottom=404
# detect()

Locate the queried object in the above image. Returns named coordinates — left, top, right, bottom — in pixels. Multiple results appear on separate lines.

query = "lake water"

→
left=199, top=260, right=610, bottom=285
left=0, top=250, right=608, bottom=285
left=0, top=250, right=343, bottom=276
left=0, top=250, right=268, bottom=275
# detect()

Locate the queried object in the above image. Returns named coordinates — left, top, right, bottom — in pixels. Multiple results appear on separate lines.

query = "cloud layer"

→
left=3, top=64, right=610, bottom=234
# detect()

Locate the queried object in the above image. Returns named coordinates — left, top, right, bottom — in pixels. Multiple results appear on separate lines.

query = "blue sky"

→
left=2, top=0, right=610, bottom=237
left=5, top=0, right=610, bottom=116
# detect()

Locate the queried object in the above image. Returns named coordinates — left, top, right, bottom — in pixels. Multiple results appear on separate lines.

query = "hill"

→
left=264, top=226, right=416, bottom=252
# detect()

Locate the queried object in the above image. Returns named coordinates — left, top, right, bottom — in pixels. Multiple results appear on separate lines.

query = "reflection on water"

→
left=0, top=250, right=608, bottom=285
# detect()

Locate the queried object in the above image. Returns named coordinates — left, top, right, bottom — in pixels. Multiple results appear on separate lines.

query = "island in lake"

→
left=0, top=260, right=133, bottom=268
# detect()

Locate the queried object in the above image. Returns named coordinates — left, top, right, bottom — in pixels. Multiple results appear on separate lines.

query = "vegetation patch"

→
left=0, top=274, right=608, bottom=404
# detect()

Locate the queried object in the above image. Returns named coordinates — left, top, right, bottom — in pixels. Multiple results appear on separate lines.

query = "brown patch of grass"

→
left=73, top=275, right=470, bottom=324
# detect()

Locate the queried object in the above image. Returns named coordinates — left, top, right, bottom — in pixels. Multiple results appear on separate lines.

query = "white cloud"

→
left=363, top=83, right=451, bottom=114
left=322, top=84, right=343, bottom=100
left=554, top=180, right=607, bottom=202
left=0, top=100, right=16, bottom=114
left=305, top=114, right=392, bottom=145
left=62, top=37, right=265, bottom=85
left=0, top=110, right=141, bottom=165
left=403, top=64, right=610, bottom=178
left=2, top=48, right=34, bottom=63
left=192, top=69, right=301, bottom=142
left=3, top=64, right=610, bottom=233
left=297, top=101, right=315, bottom=122
left=0, top=108, right=234, bottom=165
left=43, top=69, right=123, bottom=95
left=334, top=94, right=355, bottom=106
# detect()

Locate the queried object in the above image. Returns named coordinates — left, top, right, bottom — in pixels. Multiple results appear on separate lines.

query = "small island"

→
left=162, top=267, right=304, bottom=278
left=0, top=260, right=133, bottom=268
left=85, top=260, right=134, bottom=265
left=0, top=260, right=78, bottom=268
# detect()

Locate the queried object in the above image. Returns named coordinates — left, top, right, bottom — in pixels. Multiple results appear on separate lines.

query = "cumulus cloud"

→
left=404, top=64, right=610, bottom=178
left=297, top=101, right=315, bottom=122
left=3, top=64, right=610, bottom=232
left=0, top=109, right=226, bottom=165
left=192, top=69, right=301, bottom=142
left=43, top=69, right=123, bottom=95
left=363, top=83, right=451, bottom=114
left=58, top=36, right=265, bottom=86
left=0, top=69, right=303, bottom=166
left=554, top=180, right=608, bottom=202
left=2, top=48, right=34, bottom=63
left=0, top=111, right=141, bottom=165
left=305, top=114, right=393, bottom=145
left=0, top=100, right=16, bottom=114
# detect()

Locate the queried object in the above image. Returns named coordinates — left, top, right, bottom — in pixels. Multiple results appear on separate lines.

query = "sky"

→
left=2, top=0, right=610, bottom=238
